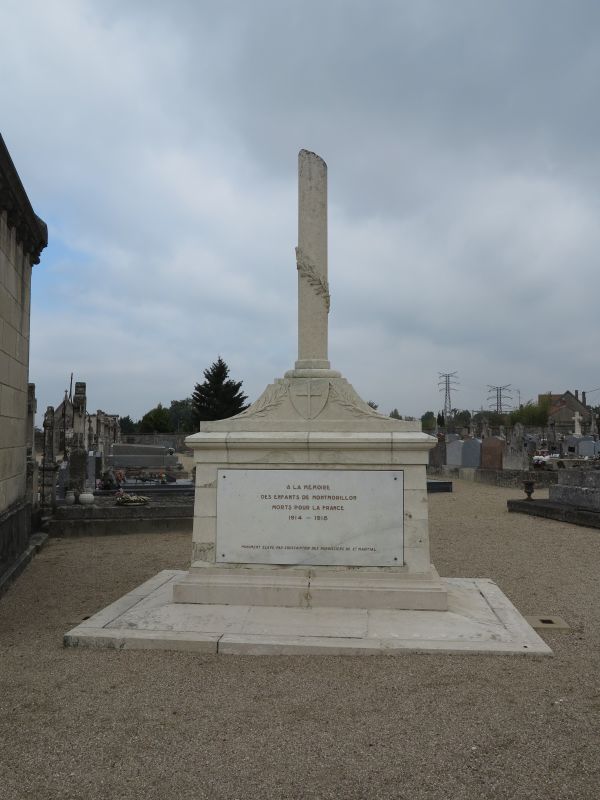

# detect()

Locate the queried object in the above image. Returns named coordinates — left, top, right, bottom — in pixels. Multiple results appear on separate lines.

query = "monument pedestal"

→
left=174, top=427, right=447, bottom=611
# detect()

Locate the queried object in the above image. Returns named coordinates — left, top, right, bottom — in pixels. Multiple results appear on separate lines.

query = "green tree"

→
left=420, top=411, right=436, bottom=432
left=510, top=397, right=549, bottom=427
left=139, top=403, right=171, bottom=433
left=192, top=357, right=249, bottom=423
left=452, top=409, right=472, bottom=429
left=389, top=408, right=402, bottom=420
left=119, top=415, right=137, bottom=434
left=168, top=398, right=195, bottom=433
left=472, top=410, right=509, bottom=428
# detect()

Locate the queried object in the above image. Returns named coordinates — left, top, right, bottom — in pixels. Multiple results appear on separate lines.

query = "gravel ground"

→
left=1, top=479, right=599, bottom=800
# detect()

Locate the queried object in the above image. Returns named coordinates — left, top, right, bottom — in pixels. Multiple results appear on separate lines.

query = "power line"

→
left=487, top=384, right=512, bottom=414
left=438, top=372, right=459, bottom=420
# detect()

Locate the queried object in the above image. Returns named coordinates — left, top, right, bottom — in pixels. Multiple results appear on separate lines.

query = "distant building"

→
left=0, top=134, right=47, bottom=584
left=48, top=383, right=120, bottom=464
left=541, top=390, right=593, bottom=436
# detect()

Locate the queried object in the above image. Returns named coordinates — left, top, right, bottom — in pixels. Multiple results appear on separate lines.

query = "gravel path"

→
left=1, top=479, right=599, bottom=800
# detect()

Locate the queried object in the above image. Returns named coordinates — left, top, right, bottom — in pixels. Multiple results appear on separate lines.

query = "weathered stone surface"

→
left=481, top=437, right=504, bottom=470
left=0, top=135, right=46, bottom=579
left=461, top=438, right=481, bottom=468
left=508, top=498, right=600, bottom=529
left=445, top=439, right=463, bottom=466
left=549, top=485, right=600, bottom=510
left=428, top=440, right=446, bottom=469
left=65, top=572, right=552, bottom=656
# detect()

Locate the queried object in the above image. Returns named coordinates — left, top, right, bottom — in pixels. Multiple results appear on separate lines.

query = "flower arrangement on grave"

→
left=115, top=489, right=150, bottom=506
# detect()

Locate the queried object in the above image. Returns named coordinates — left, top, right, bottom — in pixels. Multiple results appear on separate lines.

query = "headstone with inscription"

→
left=174, top=150, right=446, bottom=611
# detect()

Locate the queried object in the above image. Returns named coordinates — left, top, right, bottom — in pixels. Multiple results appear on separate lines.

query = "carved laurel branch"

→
left=296, top=247, right=331, bottom=312
left=329, top=382, right=381, bottom=418
left=235, top=381, right=290, bottom=418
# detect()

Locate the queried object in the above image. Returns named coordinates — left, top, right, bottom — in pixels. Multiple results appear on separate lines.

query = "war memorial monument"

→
left=66, top=151, right=550, bottom=655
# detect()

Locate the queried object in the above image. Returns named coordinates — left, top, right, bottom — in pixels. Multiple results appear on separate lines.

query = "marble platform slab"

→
left=64, top=571, right=552, bottom=656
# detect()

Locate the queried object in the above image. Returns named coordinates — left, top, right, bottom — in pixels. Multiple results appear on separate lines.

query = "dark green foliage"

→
left=119, top=415, right=137, bottom=434
left=470, top=410, right=509, bottom=432
left=437, top=412, right=445, bottom=427
left=510, top=397, right=550, bottom=427
left=139, top=403, right=171, bottom=433
left=420, top=411, right=436, bottom=432
left=168, top=398, right=195, bottom=433
left=192, top=357, right=249, bottom=423
left=389, top=408, right=401, bottom=420
left=452, top=409, right=472, bottom=429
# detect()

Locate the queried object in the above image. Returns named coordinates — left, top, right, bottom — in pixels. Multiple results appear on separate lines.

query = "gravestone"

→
left=504, top=424, right=528, bottom=470
left=446, top=439, right=464, bottom=467
left=461, top=438, right=482, bottom=468
left=563, top=435, right=580, bottom=455
left=428, top=438, right=446, bottom=469
left=40, top=406, right=58, bottom=508
left=550, top=470, right=600, bottom=510
left=174, top=150, right=446, bottom=611
left=577, top=438, right=596, bottom=458
left=481, top=437, right=504, bottom=470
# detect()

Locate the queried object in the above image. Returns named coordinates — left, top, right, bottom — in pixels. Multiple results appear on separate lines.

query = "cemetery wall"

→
left=429, top=465, right=558, bottom=488
left=121, top=433, right=192, bottom=452
left=473, top=468, right=558, bottom=488
left=0, top=135, right=46, bottom=581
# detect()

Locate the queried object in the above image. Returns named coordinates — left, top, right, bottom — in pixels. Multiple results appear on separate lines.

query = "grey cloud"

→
left=2, top=0, right=599, bottom=418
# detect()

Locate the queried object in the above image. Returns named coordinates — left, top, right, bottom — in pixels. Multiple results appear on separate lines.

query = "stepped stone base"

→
left=507, top=499, right=600, bottom=529
left=64, top=570, right=552, bottom=656
left=549, top=469, right=600, bottom=511
left=172, top=562, right=448, bottom=611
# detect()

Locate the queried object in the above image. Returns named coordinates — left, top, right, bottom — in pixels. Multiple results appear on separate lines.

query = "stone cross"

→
left=291, top=378, right=329, bottom=419
left=294, top=150, right=331, bottom=373
left=573, top=411, right=582, bottom=436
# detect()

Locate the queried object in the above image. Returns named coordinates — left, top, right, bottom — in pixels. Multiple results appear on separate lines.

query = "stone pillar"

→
left=72, top=382, right=87, bottom=450
left=294, top=150, right=331, bottom=372
left=70, top=382, right=88, bottom=493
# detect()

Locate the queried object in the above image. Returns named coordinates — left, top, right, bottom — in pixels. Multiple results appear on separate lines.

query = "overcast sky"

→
left=3, top=0, right=600, bottom=422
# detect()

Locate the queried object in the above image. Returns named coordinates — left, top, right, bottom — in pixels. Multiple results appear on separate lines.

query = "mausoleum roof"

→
left=0, top=133, right=47, bottom=263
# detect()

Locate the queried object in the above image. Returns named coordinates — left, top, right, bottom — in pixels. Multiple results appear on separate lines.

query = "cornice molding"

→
left=0, top=134, right=47, bottom=264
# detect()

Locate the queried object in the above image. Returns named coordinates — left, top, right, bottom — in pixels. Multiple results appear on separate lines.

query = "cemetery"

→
left=2, top=141, right=599, bottom=797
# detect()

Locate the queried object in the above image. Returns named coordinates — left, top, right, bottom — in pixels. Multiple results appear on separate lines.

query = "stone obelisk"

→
left=176, top=148, right=446, bottom=612
left=294, top=150, right=334, bottom=374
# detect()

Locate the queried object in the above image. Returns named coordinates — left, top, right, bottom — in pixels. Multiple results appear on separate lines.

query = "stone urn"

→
left=65, top=489, right=76, bottom=505
left=523, top=480, right=535, bottom=501
left=78, top=491, right=95, bottom=505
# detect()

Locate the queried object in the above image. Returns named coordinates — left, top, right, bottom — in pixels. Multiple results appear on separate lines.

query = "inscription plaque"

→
left=216, top=469, right=404, bottom=567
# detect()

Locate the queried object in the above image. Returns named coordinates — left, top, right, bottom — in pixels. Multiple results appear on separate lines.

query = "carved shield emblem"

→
left=289, top=379, right=330, bottom=420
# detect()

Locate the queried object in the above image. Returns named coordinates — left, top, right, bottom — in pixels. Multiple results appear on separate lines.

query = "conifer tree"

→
left=192, top=357, right=249, bottom=423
